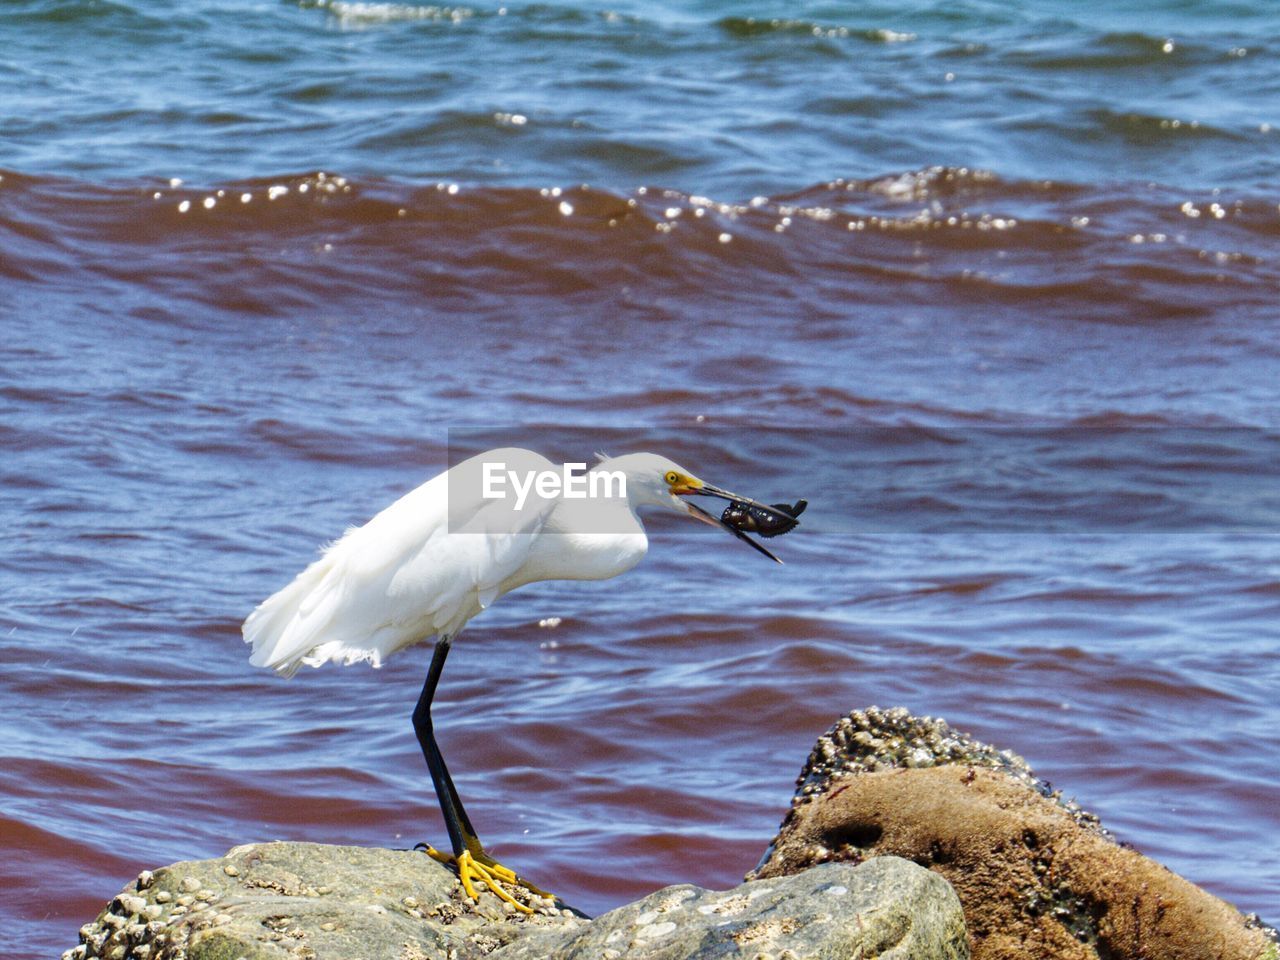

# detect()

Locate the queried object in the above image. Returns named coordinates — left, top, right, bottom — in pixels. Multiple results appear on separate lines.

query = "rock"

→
left=67, top=842, right=967, bottom=960
left=65, top=841, right=585, bottom=960
left=490, top=857, right=968, bottom=960
left=752, top=707, right=1279, bottom=960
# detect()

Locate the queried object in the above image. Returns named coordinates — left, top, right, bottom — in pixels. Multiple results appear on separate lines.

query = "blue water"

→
left=5, top=0, right=1279, bottom=194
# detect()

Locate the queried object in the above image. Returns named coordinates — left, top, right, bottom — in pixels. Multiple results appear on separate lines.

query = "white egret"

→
left=242, top=448, right=796, bottom=912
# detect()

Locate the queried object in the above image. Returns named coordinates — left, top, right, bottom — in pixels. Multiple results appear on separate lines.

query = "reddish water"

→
left=5, top=167, right=1278, bottom=957
left=4, top=1, right=1280, bottom=954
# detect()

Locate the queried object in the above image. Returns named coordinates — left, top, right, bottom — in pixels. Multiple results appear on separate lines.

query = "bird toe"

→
left=415, top=843, right=549, bottom=914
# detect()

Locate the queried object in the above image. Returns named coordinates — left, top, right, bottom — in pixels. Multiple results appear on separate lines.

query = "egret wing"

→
left=243, top=448, right=560, bottom=674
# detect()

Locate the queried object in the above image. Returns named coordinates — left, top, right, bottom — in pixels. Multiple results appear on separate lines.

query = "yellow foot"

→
left=417, top=844, right=550, bottom=914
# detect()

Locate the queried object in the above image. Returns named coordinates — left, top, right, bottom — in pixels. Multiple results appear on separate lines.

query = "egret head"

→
left=598, top=452, right=790, bottom=562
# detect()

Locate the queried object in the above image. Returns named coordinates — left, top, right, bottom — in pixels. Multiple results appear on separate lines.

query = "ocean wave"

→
left=305, top=0, right=474, bottom=26
left=1, top=168, right=1275, bottom=328
left=1004, top=30, right=1232, bottom=70
left=1088, top=107, right=1248, bottom=143
left=8, top=0, right=178, bottom=30
left=716, top=17, right=916, bottom=44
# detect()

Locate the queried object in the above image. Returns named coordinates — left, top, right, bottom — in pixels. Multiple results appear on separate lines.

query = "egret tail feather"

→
left=243, top=551, right=351, bottom=676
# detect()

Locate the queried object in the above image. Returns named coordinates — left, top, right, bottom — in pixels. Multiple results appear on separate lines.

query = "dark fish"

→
left=721, top=498, right=807, bottom=538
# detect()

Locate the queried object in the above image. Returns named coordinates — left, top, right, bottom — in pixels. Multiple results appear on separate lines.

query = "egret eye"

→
left=665, top=471, right=679, bottom=485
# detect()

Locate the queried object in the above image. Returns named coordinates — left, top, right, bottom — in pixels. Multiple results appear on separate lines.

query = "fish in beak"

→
left=679, top=482, right=806, bottom=563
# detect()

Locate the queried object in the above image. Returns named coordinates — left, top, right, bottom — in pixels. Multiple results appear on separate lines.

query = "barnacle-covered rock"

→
left=753, top=707, right=1278, bottom=960
left=65, top=840, right=967, bottom=960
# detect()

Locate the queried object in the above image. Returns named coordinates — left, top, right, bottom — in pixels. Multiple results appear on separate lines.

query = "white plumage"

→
left=243, top=448, right=675, bottom=675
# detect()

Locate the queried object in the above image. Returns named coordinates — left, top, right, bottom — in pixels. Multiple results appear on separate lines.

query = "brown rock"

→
left=752, top=763, right=1276, bottom=960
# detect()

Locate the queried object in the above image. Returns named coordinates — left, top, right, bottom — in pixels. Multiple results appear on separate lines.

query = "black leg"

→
left=412, top=637, right=478, bottom=854
left=410, top=637, right=566, bottom=913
